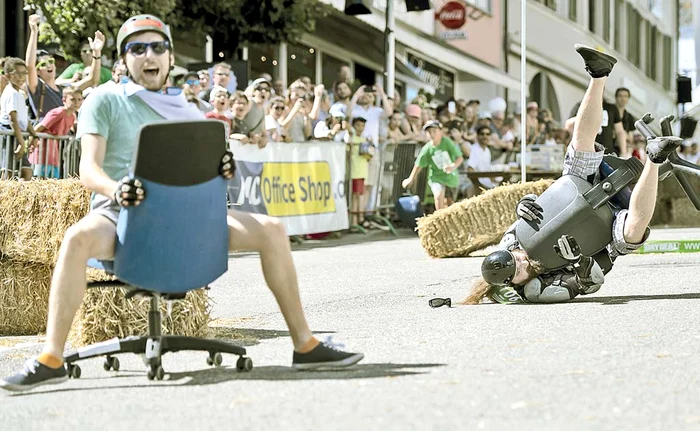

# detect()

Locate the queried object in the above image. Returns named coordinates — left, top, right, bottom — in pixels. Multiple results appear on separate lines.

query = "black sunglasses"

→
left=124, top=40, right=171, bottom=56
left=428, top=297, right=452, bottom=308
left=479, top=132, right=491, bottom=136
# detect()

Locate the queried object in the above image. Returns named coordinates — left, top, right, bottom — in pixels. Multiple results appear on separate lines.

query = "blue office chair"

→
left=63, top=120, right=252, bottom=381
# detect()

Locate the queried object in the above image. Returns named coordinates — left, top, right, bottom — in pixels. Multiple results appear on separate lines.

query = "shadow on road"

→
left=209, top=327, right=333, bottom=347
left=575, top=292, right=700, bottom=305
left=8, top=362, right=444, bottom=396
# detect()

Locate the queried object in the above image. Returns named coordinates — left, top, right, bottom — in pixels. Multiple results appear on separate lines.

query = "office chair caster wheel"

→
left=206, top=352, right=223, bottom=367
left=236, top=356, right=253, bottom=372
left=103, top=356, right=120, bottom=371
left=66, top=363, right=81, bottom=379
left=147, top=364, right=165, bottom=381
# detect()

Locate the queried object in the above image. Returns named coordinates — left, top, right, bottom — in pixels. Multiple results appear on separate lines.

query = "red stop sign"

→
left=436, top=1, right=467, bottom=29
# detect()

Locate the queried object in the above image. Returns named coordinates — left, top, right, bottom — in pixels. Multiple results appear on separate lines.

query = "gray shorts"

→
left=562, top=143, right=649, bottom=258
left=90, top=193, right=119, bottom=225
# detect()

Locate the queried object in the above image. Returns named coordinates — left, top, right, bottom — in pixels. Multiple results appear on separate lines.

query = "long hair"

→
left=460, top=278, right=493, bottom=305
left=461, top=257, right=546, bottom=305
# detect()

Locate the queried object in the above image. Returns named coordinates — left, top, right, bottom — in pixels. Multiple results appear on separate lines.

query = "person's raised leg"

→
left=623, top=160, right=659, bottom=244
left=226, top=209, right=363, bottom=370
left=0, top=214, right=116, bottom=391
left=571, top=45, right=618, bottom=153
left=623, top=136, right=683, bottom=243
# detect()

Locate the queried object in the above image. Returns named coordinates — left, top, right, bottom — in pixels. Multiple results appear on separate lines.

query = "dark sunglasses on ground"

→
left=36, top=58, right=55, bottom=69
left=124, top=40, right=171, bottom=56
left=428, top=297, right=452, bottom=308
left=185, top=79, right=200, bottom=86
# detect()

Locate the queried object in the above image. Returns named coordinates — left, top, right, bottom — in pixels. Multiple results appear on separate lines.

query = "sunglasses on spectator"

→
left=124, top=40, right=171, bottom=56
left=36, top=58, right=55, bottom=69
left=185, top=79, right=200, bottom=86
left=479, top=132, right=491, bottom=136
left=273, top=106, right=285, bottom=110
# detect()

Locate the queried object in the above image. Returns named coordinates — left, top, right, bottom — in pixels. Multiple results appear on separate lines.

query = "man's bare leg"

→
left=623, top=160, right=659, bottom=244
left=571, top=77, right=606, bottom=153
left=43, top=215, right=117, bottom=359
left=227, top=209, right=314, bottom=351
left=571, top=44, right=618, bottom=153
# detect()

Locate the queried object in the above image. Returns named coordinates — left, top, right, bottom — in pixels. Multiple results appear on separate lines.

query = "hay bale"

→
left=69, top=286, right=211, bottom=346
left=0, top=179, right=90, bottom=266
left=0, top=256, right=52, bottom=335
left=417, top=180, right=554, bottom=258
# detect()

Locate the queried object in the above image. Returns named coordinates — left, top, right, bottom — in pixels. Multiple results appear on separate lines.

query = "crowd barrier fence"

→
left=0, top=130, right=79, bottom=179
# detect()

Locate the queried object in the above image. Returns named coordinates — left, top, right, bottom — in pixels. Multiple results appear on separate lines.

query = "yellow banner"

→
left=260, top=162, right=336, bottom=216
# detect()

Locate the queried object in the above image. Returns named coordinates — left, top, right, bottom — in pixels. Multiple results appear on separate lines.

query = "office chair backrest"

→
left=111, top=120, right=229, bottom=293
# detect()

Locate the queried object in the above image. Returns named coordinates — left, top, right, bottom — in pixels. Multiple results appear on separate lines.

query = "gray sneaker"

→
left=292, top=338, right=364, bottom=371
left=0, top=358, right=68, bottom=392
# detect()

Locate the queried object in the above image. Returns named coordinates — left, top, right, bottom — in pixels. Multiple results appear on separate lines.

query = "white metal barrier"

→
left=0, top=130, right=78, bottom=179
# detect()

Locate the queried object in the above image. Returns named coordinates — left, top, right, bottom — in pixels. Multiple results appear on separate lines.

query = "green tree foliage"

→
left=25, top=0, right=176, bottom=60
left=25, top=0, right=333, bottom=61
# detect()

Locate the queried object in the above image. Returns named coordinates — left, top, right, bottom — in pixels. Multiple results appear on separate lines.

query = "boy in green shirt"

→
left=402, top=120, right=464, bottom=210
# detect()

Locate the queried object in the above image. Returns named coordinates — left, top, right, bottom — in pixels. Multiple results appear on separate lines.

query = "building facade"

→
left=237, top=0, right=520, bottom=106
left=512, top=0, right=678, bottom=122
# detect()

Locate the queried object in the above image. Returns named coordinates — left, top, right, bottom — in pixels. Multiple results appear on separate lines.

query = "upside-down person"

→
left=463, top=44, right=683, bottom=305
left=0, top=14, right=363, bottom=392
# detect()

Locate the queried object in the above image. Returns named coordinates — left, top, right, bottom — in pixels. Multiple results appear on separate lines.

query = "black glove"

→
left=113, top=176, right=146, bottom=207
left=219, top=151, right=235, bottom=179
left=516, top=194, right=543, bottom=221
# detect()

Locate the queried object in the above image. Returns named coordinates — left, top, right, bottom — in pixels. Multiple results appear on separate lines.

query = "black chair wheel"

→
left=236, top=356, right=253, bottom=372
left=66, top=363, right=81, bottom=379
left=147, top=365, right=165, bottom=381
left=206, top=352, right=223, bottom=367
left=103, top=356, right=120, bottom=371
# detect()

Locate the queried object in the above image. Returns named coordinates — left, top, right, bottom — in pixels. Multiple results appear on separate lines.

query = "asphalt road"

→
left=1, top=228, right=699, bottom=430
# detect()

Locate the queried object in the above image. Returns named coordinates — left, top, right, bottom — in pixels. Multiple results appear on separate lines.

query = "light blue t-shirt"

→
left=77, top=85, right=164, bottom=182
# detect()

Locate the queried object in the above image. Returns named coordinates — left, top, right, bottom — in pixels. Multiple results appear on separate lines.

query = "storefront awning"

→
left=355, top=13, right=521, bottom=92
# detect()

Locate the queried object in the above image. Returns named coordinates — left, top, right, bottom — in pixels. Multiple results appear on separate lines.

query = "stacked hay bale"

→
left=418, top=180, right=554, bottom=258
left=0, top=179, right=211, bottom=344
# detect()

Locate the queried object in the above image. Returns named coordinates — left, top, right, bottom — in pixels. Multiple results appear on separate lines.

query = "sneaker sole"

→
left=292, top=353, right=364, bottom=371
left=0, top=375, right=69, bottom=392
left=574, top=44, right=618, bottom=64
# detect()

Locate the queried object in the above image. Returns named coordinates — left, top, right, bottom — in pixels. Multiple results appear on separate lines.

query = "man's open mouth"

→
left=143, top=66, right=160, bottom=77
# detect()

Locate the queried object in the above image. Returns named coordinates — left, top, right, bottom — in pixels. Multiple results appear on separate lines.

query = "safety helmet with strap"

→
left=117, top=15, right=173, bottom=57
left=481, top=250, right=516, bottom=286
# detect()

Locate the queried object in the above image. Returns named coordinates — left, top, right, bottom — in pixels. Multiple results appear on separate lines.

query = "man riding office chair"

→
left=60, top=120, right=253, bottom=381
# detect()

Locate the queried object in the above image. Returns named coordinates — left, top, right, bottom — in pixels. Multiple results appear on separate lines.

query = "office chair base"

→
left=64, top=295, right=252, bottom=381
left=64, top=335, right=252, bottom=380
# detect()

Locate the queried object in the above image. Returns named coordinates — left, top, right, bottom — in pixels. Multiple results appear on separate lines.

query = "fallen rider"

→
left=462, top=44, right=685, bottom=305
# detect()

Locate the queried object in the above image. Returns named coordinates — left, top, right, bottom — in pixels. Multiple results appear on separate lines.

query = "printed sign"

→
left=228, top=141, right=348, bottom=235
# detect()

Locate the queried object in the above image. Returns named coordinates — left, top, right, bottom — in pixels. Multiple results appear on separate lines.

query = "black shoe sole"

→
left=574, top=44, right=618, bottom=76
left=292, top=353, right=364, bottom=371
left=0, top=375, right=68, bottom=392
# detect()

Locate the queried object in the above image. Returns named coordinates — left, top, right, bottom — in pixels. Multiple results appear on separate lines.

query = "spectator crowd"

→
left=1, top=14, right=698, bottom=235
